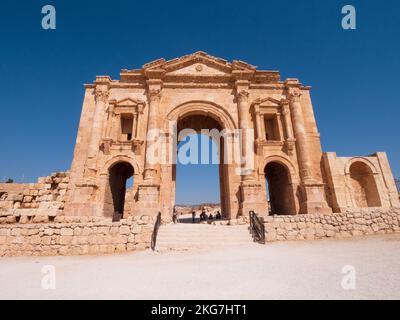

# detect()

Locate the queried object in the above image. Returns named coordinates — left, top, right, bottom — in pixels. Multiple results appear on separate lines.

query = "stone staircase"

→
left=155, top=222, right=254, bottom=252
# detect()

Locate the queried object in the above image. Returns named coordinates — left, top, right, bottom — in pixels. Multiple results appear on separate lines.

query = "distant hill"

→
left=175, top=203, right=220, bottom=209
left=174, top=203, right=221, bottom=214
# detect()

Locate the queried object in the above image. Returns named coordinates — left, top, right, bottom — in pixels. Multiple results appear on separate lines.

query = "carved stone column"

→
left=281, top=100, right=296, bottom=156
left=254, top=106, right=263, bottom=140
left=260, top=114, right=266, bottom=140
left=235, top=81, right=264, bottom=216
left=86, top=79, right=110, bottom=178
left=88, top=90, right=108, bottom=158
left=281, top=101, right=294, bottom=139
left=143, top=80, right=162, bottom=182
left=276, top=113, right=284, bottom=141
left=136, top=104, right=143, bottom=139
left=114, top=113, right=121, bottom=141
left=132, top=112, right=138, bottom=138
left=136, top=79, right=162, bottom=216
left=105, top=103, right=114, bottom=138
left=101, top=102, right=114, bottom=155
left=287, top=86, right=331, bottom=214
left=235, top=81, right=253, bottom=180
left=287, top=88, right=313, bottom=183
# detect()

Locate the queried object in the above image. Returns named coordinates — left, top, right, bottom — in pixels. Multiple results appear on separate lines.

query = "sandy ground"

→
left=1, top=233, right=400, bottom=300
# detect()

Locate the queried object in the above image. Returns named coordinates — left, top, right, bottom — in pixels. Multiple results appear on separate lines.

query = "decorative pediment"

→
left=109, top=98, right=145, bottom=114
left=119, top=51, right=280, bottom=84
left=252, top=97, right=282, bottom=108
left=143, top=51, right=257, bottom=79
left=251, top=97, right=287, bottom=116
left=166, top=63, right=228, bottom=77
left=114, top=98, right=145, bottom=107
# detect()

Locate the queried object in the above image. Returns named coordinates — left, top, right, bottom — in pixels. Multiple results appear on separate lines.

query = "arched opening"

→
left=173, top=113, right=228, bottom=220
left=349, top=161, right=381, bottom=207
left=107, top=161, right=134, bottom=217
left=264, top=162, right=294, bottom=215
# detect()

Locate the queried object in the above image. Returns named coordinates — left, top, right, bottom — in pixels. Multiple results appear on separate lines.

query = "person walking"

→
left=192, top=211, right=196, bottom=223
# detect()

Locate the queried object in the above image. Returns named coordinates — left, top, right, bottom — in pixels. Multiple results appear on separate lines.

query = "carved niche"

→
left=101, top=98, right=146, bottom=155
left=251, top=97, right=295, bottom=156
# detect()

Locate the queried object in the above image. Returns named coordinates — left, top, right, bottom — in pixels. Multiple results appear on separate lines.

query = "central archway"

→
left=174, top=114, right=228, bottom=218
left=167, top=101, right=237, bottom=219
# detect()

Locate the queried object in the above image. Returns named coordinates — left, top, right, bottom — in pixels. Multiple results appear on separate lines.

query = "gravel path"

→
left=1, top=233, right=400, bottom=299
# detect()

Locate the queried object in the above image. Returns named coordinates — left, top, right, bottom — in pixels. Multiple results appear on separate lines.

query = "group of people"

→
left=195, top=210, right=222, bottom=222
left=172, top=208, right=223, bottom=223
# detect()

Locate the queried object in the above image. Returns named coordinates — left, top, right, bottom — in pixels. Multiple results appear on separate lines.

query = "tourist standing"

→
left=192, top=211, right=196, bottom=223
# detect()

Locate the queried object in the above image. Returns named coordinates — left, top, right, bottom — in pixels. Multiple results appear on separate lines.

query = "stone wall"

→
left=263, top=207, right=400, bottom=242
left=0, top=215, right=155, bottom=257
left=0, top=172, right=69, bottom=224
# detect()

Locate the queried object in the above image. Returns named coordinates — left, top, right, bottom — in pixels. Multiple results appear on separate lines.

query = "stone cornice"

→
left=94, top=76, right=112, bottom=84
left=118, top=70, right=280, bottom=85
left=162, top=82, right=233, bottom=89
left=117, top=52, right=281, bottom=86
left=144, top=68, right=165, bottom=80
left=284, top=78, right=302, bottom=87
left=87, top=55, right=312, bottom=90
left=105, top=82, right=284, bottom=90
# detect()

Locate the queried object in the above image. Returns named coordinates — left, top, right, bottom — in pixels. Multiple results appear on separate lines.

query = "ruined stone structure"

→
left=62, top=52, right=399, bottom=220
left=2, top=52, right=400, bottom=221
left=1, top=52, right=399, bottom=256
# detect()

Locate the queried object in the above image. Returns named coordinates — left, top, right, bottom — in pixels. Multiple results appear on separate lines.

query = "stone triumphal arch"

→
left=1, top=51, right=400, bottom=256
left=61, top=52, right=399, bottom=221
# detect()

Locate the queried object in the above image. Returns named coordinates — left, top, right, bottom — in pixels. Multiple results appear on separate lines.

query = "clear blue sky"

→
left=1, top=0, right=399, bottom=204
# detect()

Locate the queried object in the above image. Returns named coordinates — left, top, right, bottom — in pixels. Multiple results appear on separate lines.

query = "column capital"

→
left=94, top=76, right=111, bottom=103
left=146, top=79, right=163, bottom=102
left=95, top=89, right=109, bottom=104
left=148, top=88, right=162, bottom=102
left=237, top=89, right=250, bottom=103
left=287, top=87, right=302, bottom=103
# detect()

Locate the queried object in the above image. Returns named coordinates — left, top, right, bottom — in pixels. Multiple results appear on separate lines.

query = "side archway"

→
left=263, top=156, right=298, bottom=215
left=346, top=159, right=381, bottom=208
left=108, top=161, right=134, bottom=216
left=101, top=155, right=141, bottom=218
left=101, top=155, right=141, bottom=177
left=344, top=157, right=379, bottom=176
left=263, top=155, right=299, bottom=184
